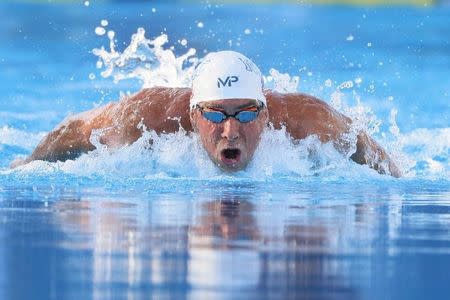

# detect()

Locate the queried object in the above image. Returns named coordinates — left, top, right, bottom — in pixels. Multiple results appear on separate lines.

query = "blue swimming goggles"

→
left=197, top=104, right=263, bottom=124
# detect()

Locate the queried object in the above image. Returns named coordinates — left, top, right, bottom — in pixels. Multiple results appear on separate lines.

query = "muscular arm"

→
left=265, top=91, right=401, bottom=177
left=11, top=87, right=192, bottom=168
left=11, top=103, right=114, bottom=167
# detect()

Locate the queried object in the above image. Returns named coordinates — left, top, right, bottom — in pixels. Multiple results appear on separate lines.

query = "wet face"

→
left=190, top=99, right=268, bottom=172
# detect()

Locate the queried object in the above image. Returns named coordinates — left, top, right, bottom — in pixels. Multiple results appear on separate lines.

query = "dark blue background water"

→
left=1, top=2, right=450, bottom=300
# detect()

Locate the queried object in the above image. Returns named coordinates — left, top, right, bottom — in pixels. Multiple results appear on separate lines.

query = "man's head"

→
left=189, top=51, right=268, bottom=171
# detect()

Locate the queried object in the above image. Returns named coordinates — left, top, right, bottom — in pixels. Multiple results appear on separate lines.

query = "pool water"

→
left=1, top=2, right=449, bottom=299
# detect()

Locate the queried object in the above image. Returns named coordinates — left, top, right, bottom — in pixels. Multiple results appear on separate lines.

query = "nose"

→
left=221, top=117, right=240, bottom=141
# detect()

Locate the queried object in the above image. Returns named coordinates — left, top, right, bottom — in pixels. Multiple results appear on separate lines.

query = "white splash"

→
left=0, top=126, right=46, bottom=150
left=3, top=120, right=449, bottom=180
left=265, top=68, right=299, bottom=93
left=92, top=27, right=303, bottom=94
left=92, top=28, right=198, bottom=88
left=6, top=126, right=371, bottom=180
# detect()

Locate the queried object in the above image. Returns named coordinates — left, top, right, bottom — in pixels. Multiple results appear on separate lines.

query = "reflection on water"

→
left=0, top=181, right=449, bottom=300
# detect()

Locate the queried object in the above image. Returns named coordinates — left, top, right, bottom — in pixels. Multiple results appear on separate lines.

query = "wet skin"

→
left=11, top=87, right=401, bottom=177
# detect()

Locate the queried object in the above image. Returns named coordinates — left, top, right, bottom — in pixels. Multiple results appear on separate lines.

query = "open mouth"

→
left=220, top=148, right=241, bottom=166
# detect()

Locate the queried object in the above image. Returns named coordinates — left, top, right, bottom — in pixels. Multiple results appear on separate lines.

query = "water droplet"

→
left=341, top=81, right=354, bottom=89
left=367, top=42, right=372, bottom=47
left=346, top=35, right=354, bottom=41
left=89, top=73, right=95, bottom=80
left=107, top=30, right=115, bottom=39
left=152, top=8, right=156, bottom=13
left=324, top=79, right=332, bottom=87
left=180, top=39, right=187, bottom=46
left=244, top=28, right=251, bottom=35
left=95, top=27, right=106, bottom=36
left=84, top=1, right=89, bottom=7
left=101, top=19, right=108, bottom=27
left=197, top=22, right=204, bottom=28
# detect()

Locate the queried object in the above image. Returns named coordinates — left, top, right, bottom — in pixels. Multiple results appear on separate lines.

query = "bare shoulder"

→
left=115, top=87, right=192, bottom=133
left=12, top=87, right=193, bottom=166
left=265, top=90, right=350, bottom=142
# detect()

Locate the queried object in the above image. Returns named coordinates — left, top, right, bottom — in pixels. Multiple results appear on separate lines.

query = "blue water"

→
left=1, top=2, right=449, bottom=299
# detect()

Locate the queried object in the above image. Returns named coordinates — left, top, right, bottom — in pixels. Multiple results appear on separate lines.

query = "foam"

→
left=2, top=122, right=449, bottom=181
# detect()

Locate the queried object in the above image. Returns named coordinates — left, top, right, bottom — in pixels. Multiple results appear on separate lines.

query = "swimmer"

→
left=11, top=51, right=401, bottom=177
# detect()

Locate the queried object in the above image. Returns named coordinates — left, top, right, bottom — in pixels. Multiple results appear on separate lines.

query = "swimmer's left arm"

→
left=272, top=92, right=401, bottom=177
left=350, top=132, right=402, bottom=178
left=316, top=104, right=402, bottom=178
left=316, top=105, right=402, bottom=178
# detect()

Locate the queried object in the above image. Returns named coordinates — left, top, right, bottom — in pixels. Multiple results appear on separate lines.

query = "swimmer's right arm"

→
left=10, top=90, right=154, bottom=168
left=10, top=87, right=192, bottom=168
left=10, top=109, right=107, bottom=168
left=9, top=100, right=127, bottom=168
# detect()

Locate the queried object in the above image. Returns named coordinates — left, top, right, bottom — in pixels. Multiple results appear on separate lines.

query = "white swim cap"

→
left=190, top=51, right=266, bottom=108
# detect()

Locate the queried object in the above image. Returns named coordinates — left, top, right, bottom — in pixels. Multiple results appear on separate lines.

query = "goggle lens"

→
left=235, top=111, right=258, bottom=123
left=202, top=111, right=227, bottom=123
left=200, top=108, right=260, bottom=124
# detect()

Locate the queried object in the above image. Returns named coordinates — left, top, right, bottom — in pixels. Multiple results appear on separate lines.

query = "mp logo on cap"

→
left=217, top=76, right=239, bottom=88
